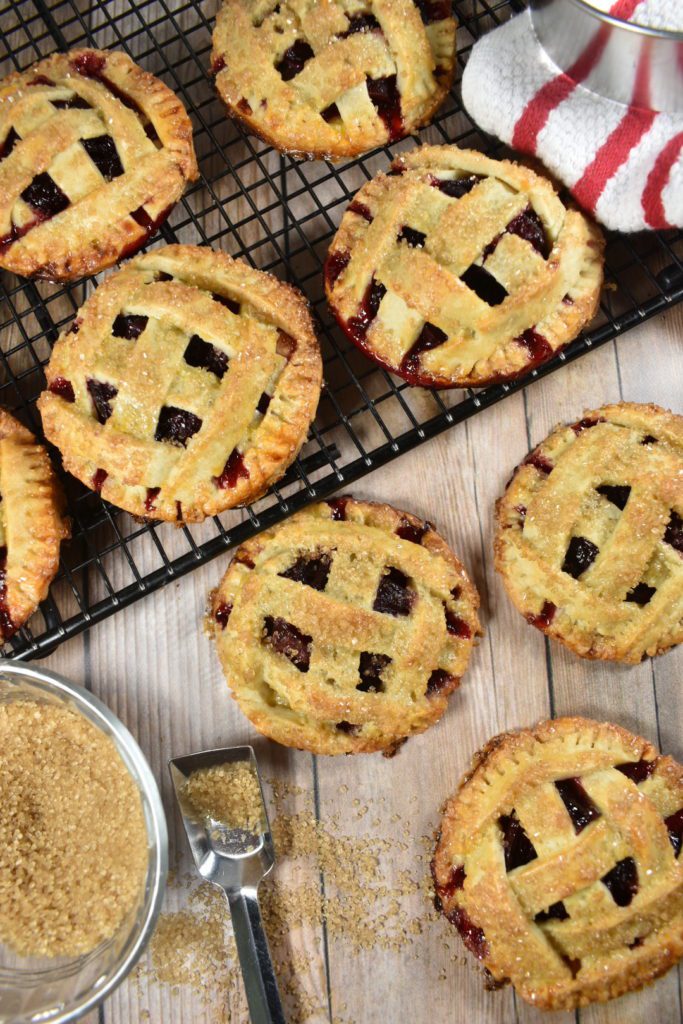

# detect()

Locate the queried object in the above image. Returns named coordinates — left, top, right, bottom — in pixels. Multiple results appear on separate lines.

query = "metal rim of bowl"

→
left=556, top=0, right=683, bottom=40
left=0, top=661, right=168, bottom=1024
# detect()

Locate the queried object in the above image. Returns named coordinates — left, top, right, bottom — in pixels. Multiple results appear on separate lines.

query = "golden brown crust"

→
left=433, top=717, right=683, bottom=1010
left=211, top=0, right=456, bottom=161
left=208, top=496, right=481, bottom=754
left=37, top=245, right=323, bottom=523
left=494, top=402, right=683, bottom=664
left=0, top=410, right=69, bottom=641
left=325, top=145, right=604, bottom=388
left=0, top=49, right=198, bottom=281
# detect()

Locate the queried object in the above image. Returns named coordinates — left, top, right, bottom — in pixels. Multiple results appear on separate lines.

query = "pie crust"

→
left=494, top=402, right=683, bottom=663
left=432, top=717, right=683, bottom=1010
left=209, top=496, right=481, bottom=755
left=211, top=0, right=456, bottom=160
left=0, top=410, right=69, bottom=642
left=325, top=145, right=605, bottom=387
left=38, top=244, right=322, bottom=523
left=0, top=48, right=198, bottom=281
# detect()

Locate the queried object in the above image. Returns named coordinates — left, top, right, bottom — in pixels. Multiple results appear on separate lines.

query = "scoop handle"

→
left=228, top=887, right=287, bottom=1024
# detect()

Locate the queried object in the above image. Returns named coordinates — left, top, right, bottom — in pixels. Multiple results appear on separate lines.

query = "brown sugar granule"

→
left=0, top=700, right=148, bottom=958
left=183, top=761, right=263, bottom=832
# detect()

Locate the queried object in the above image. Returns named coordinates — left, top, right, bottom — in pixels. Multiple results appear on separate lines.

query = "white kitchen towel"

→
left=461, top=1, right=683, bottom=232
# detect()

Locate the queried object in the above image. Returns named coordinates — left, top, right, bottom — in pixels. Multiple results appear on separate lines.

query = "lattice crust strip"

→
left=433, top=718, right=683, bottom=1011
left=209, top=497, right=481, bottom=755
left=495, top=402, right=683, bottom=663
left=211, top=0, right=456, bottom=159
left=0, top=49, right=198, bottom=280
left=38, top=245, right=322, bottom=523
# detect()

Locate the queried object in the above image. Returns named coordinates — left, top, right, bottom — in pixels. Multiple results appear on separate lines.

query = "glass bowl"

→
left=0, top=662, right=168, bottom=1024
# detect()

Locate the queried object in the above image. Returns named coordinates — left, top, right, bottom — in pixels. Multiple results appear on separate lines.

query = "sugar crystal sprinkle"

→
left=182, top=761, right=264, bottom=832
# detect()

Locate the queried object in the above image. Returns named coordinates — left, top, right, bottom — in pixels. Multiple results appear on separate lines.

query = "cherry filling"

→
left=279, top=552, right=332, bottom=592
left=397, top=225, right=426, bottom=248
left=52, top=95, right=91, bottom=109
left=444, top=606, right=471, bottom=639
left=112, top=313, right=148, bottom=339
left=515, top=328, right=552, bottom=363
left=183, top=335, right=229, bottom=380
left=276, top=330, right=297, bottom=361
left=431, top=174, right=482, bottom=199
left=348, top=201, right=373, bottom=223
left=257, top=393, right=271, bottom=416
left=357, top=651, right=391, bottom=692
left=373, top=566, right=414, bottom=617
left=524, top=451, right=554, bottom=475
left=87, top=378, right=118, bottom=424
left=145, top=487, right=160, bottom=512
left=92, top=468, right=108, bottom=492
left=124, top=204, right=174, bottom=257
left=572, top=416, right=604, bottom=433
left=325, top=250, right=351, bottom=289
left=211, top=56, right=226, bottom=75
left=263, top=615, right=312, bottom=672
left=555, top=778, right=601, bottom=833
left=642, top=434, right=658, bottom=445
left=427, top=669, right=457, bottom=696
left=447, top=907, right=488, bottom=960
left=70, top=51, right=106, bottom=77
left=664, top=510, right=683, bottom=554
left=214, top=601, right=233, bottom=629
left=68, top=318, right=83, bottom=335
left=212, top=292, right=240, bottom=313
left=336, top=721, right=361, bottom=735
left=48, top=376, right=75, bottom=402
left=626, top=582, right=656, bottom=606
left=347, top=278, right=386, bottom=342
left=396, top=517, right=428, bottom=544
left=563, top=956, right=582, bottom=978
left=321, top=103, right=341, bottom=123
left=527, top=600, right=556, bottom=629
left=596, top=483, right=631, bottom=511
left=0, top=126, right=20, bottom=159
left=154, top=406, right=202, bottom=447
left=602, top=856, right=638, bottom=907
left=665, top=808, right=683, bottom=856
left=562, top=536, right=599, bottom=579
left=399, top=322, right=448, bottom=379
left=415, top=0, right=453, bottom=22
left=276, top=40, right=314, bottom=81
left=499, top=812, right=537, bottom=871
left=0, top=546, right=15, bottom=639
left=22, top=172, right=70, bottom=218
left=342, top=13, right=381, bottom=35
left=461, top=264, right=508, bottom=306
left=616, top=759, right=657, bottom=784
left=366, top=75, right=403, bottom=142
left=535, top=901, right=569, bottom=923
left=327, top=496, right=349, bottom=521
left=71, top=53, right=160, bottom=143
left=505, top=206, right=550, bottom=259
left=82, top=135, right=124, bottom=180
left=236, top=552, right=255, bottom=569
left=214, top=448, right=249, bottom=490
left=435, top=864, right=466, bottom=904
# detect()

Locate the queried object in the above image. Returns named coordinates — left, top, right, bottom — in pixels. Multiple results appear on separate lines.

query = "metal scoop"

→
left=169, top=745, right=286, bottom=1024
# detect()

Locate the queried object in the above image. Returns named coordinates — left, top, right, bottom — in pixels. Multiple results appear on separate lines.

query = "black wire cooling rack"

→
left=1, top=0, right=682, bottom=659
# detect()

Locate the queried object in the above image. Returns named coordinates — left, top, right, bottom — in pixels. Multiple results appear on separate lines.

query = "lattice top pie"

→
left=495, top=402, right=683, bottom=664
left=209, top=496, right=481, bottom=755
left=0, top=49, right=198, bottom=281
left=38, top=245, right=322, bottom=523
left=0, top=410, right=69, bottom=643
left=211, top=0, right=456, bottom=160
left=432, top=717, right=683, bottom=1010
left=325, top=145, right=605, bottom=388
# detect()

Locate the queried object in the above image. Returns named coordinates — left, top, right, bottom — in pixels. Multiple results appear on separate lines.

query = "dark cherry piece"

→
left=279, top=552, right=332, bottom=592
left=336, top=721, right=361, bottom=735
left=616, top=759, right=657, bottom=784
left=446, top=907, right=488, bottom=960
left=664, top=511, right=683, bottom=554
left=48, top=377, right=75, bottom=403
left=183, top=335, right=229, bottom=380
left=257, top=393, right=271, bottom=416
left=555, top=777, right=601, bottom=833
left=22, top=173, right=70, bottom=218
left=357, top=651, right=391, bottom=693
left=427, top=669, right=457, bottom=696
left=434, top=864, right=465, bottom=905
left=276, top=330, right=297, bottom=361
left=366, top=75, right=403, bottom=142
left=396, top=518, right=429, bottom=544
left=626, top=582, right=656, bottom=605
left=515, top=328, right=552, bottom=363
left=596, top=483, right=630, bottom=510
left=0, top=546, right=15, bottom=639
left=112, top=313, right=148, bottom=340
left=524, top=451, right=554, bottom=475
left=212, top=56, right=226, bottom=75
left=342, top=13, right=381, bottom=35
left=373, top=566, right=414, bottom=617
left=505, top=206, right=550, bottom=259
left=397, top=226, right=426, bottom=248
left=563, top=956, right=582, bottom=979
left=602, top=856, right=638, bottom=907
left=562, top=294, right=575, bottom=305
left=325, top=250, right=351, bottom=289
left=214, top=602, right=233, bottom=629
left=53, top=95, right=91, bottom=109
left=67, top=318, right=83, bottom=335
left=535, top=901, right=569, bottom=923
left=665, top=808, right=683, bottom=856
left=72, top=52, right=160, bottom=142
left=212, top=292, right=240, bottom=313
left=214, top=448, right=249, bottom=490
left=327, top=496, right=349, bottom=521
left=445, top=606, right=471, bottom=639
left=87, top=378, right=118, bottom=424
left=154, top=406, right=202, bottom=447
left=461, top=265, right=508, bottom=307
left=82, top=135, right=124, bottom=180
left=348, top=201, right=373, bottom=223
left=263, top=616, right=312, bottom=672
left=276, top=40, right=314, bottom=81
left=571, top=417, right=604, bottom=433
left=123, top=203, right=173, bottom=258
left=0, top=127, right=20, bottom=160
left=416, top=0, right=452, bottom=22
left=347, top=279, right=386, bottom=342
left=562, top=536, right=599, bottom=579
left=642, top=434, right=658, bottom=445
left=399, top=322, right=448, bottom=380
left=499, top=812, right=538, bottom=871
left=145, top=487, right=161, bottom=512
left=431, top=174, right=481, bottom=199
left=321, top=103, right=341, bottom=123
left=92, top=468, right=108, bottom=493
left=526, top=600, right=556, bottom=629
left=235, top=552, right=256, bottom=569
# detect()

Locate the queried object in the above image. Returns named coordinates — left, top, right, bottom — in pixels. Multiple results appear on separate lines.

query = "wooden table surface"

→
left=38, top=305, right=682, bottom=1024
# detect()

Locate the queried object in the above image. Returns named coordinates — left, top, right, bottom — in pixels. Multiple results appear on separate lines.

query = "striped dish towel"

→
left=461, top=1, right=683, bottom=232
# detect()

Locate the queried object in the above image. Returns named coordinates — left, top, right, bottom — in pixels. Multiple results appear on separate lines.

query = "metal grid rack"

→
left=1, top=0, right=681, bottom=659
